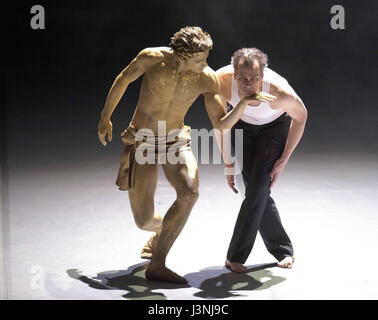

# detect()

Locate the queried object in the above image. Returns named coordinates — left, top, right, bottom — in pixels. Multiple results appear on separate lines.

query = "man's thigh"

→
left=162, top=150, right=199, bottom=195
left=128, top=162, right=158, bottom=213
left=252, top=131, right=288, bottom=181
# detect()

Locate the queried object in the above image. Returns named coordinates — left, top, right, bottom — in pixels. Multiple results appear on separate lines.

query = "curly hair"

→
left=231, top=48, right=268, bottom=74
left=169, top=26, right=213, bottom=60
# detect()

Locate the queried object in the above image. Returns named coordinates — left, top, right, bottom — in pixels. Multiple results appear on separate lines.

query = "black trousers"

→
left=227, top=112, right=294, bottom=263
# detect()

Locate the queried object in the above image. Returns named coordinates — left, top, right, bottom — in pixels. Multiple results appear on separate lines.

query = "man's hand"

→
left=242, top=92, right=277, bottom=105
left=270, top=154, right=290, bottom=189
left=98, top=118, right=113, bottom=146
left=225, top=165, right=238, bottom=193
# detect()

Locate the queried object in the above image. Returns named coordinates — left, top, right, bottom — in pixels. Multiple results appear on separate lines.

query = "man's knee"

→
left=245, top=175, right=271, bottom=195
left=134, top=215, right=155, bottom=231
left=131, top=206, right=156, bottom=231
left=177, top=186, right=199, bottom=203
left=135, top=219, right=147, bottom=230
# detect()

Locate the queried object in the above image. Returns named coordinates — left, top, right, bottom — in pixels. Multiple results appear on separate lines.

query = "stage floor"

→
left=1, top=152, right=377, bottom=300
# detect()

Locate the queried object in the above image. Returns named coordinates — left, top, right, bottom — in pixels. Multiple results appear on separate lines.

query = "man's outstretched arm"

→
left=97, top=48, right=162, bottom=146
left=202, top=69, right=275, bottom=131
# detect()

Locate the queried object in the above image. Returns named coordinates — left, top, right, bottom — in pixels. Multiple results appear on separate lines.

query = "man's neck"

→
left=169, top=53, right=180, bottom=71
left=177, top=60, right=190, bottom=74
left=171, top=53, right=191, bottom=74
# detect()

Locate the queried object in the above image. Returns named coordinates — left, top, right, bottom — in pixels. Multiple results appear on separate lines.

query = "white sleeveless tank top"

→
left=227, top=66, right=291, bottom=125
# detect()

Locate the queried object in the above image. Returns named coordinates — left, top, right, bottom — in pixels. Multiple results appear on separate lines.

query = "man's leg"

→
left=259, top=196, right=294, bottom=267
left=128, top=162, right=162, bottom=258
left=258, top=118, right=294, bottom=268
left=226, top=124, right=256, bottom=272
left=145, top=150, right=199, bottom=284
left=226, top=132, right=286, bottom=270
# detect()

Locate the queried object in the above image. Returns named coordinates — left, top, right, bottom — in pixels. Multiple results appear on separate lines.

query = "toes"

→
left=277, top=259, right=291, bottom=268
left=278, top=258, right=294, bottom=268
left=236, top=266, right=248, bottom=273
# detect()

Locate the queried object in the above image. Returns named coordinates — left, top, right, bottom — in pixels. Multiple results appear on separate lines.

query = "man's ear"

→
left=260, top=65, right=266, bottom=78
left=233, top=69, right=237, bottom=79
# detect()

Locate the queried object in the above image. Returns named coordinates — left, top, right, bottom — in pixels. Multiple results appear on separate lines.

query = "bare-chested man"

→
left=216, top=48, right=307, bottom=273
left=97, top=28, right=275, bottom=283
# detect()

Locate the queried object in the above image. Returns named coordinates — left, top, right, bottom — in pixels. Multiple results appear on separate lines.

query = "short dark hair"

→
left=169, top=26, right=213, bottom=60
left=231, top=48, right=268, bottom=74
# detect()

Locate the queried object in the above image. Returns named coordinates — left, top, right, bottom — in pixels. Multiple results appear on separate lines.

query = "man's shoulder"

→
left=200, top=66, right=220, bottom=94
left=265, top=68, right=297, bottom=99
left=264, top=68, right=286, bottom=84
left=216, top=64, right=234, bottom=80
left=215, top=65, right=233, bottom=99
left=136, top=47, right=168, bottom=65
left=201, top=65, right=218, bottom=79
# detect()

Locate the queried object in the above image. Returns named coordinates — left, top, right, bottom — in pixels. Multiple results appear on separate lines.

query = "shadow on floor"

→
left=66, top=261, right=187, bottom=300
left=66, top=261, right=285, bottom=300
left=185, top=263, right=286, bottom=299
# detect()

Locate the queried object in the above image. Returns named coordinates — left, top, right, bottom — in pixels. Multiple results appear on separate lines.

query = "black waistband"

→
left=227, top=102, right=290, bottom=125
left=232, top=112, right=291, bottom=130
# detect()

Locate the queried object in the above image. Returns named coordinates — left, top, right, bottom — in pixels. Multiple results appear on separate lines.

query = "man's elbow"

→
left=293, top=105, right=308, bottom=124
left=213, top=117, right=230, bottom=130
left=114, top=72, right=131, bottom=88
left=117, top=71, right=127, bottom=82
left=300, top=104, right=308, bottom=122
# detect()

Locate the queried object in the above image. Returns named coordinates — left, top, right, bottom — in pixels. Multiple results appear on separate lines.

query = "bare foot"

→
left=277, top=256, right=295, bottom=268
left=145, top=265, right=188, bottom=284
left=140, top=233, right=160, bottom=260
left=225, top=259, right=248, bottom=273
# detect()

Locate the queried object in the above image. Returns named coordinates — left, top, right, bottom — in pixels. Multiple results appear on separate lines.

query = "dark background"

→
left=3, top=0, right=378, bottom=169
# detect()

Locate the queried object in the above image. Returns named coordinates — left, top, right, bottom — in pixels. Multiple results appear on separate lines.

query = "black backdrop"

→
left=3, top=0, right=378, bottom=168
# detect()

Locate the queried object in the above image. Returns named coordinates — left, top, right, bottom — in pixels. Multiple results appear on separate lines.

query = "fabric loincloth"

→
left=115, top=123, right=192, bottom=190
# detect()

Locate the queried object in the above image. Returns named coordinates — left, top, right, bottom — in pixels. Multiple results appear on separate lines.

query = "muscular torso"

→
left=131, top=48, right=209, bottom=133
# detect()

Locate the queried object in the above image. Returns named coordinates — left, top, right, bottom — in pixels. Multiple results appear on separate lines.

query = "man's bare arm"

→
left=203, top=71, right=244, bottom=193
left=276, top=90, right=307, bottom=158
left=97, top=48, right=162, bottom=146
left=203, top=69, right=276, bottom=130
left=211, top=94, right=234, bottom=164
left=211, top=95, right=239, bottom=193
left=269, top=89, right=308, bottom=188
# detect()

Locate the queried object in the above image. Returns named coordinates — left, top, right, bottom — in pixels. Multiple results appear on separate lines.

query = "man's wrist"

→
left=100, top=111, right=111, bottom=121
left=240, top=97, right=249, bottom=106
left=281, top=151, right=292, bottom=160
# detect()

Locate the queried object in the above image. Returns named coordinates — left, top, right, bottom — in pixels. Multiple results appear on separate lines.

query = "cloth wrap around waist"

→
left=115, top=123, right=192, bottom=191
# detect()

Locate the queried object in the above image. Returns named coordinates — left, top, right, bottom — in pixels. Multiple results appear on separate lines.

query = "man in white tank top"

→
left=216, top=48, right=307, bottom=272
